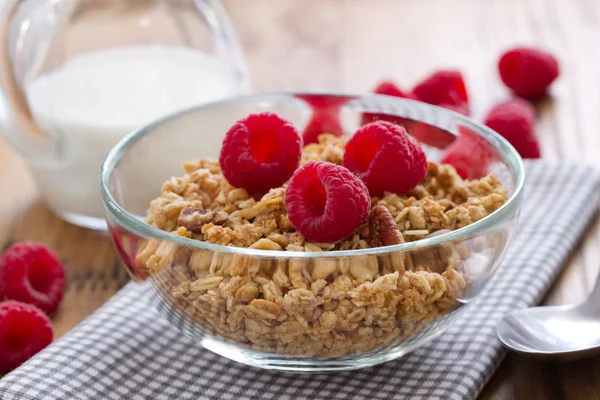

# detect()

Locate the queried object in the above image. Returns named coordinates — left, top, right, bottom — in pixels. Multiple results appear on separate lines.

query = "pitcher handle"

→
left=0, top=0, right=54, bottom=161
left=195, top=0, right=251, bottom=93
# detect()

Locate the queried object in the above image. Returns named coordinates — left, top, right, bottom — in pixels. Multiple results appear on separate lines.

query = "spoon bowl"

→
left=497, top=273, right=600, bottom=361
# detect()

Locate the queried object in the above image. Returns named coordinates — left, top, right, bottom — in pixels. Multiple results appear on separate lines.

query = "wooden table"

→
left=1, top=0, right=600, bottom=398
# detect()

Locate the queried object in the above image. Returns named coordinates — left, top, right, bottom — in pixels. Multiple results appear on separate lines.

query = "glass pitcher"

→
left=0, top=0, right=250, bottom=230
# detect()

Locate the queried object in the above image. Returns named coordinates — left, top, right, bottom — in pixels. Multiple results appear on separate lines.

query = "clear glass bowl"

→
left=100, top=93, right=524, bottom=372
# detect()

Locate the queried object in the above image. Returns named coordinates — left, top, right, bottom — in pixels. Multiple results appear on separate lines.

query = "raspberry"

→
left=219, top=112, right=302, bottom=194
left=0, top=242, right=66, bottom=315
left=344, top=121, right=428, bottom=197
left=0, top=300, right=53, bottom=373
left=483, top=98, right=540, bottom=159
left=438, top=102, right=469, bottom=116
left=410, top=123, right=456, bottom=150
left=498, top=47, right=559, bottom=99
left=285, top=161, right=370, bottom=243
left=108, top=226, right=147, bottom=280
left=440, top=126, right=496, bottom=180
left=372, top=80, right=411, bottom=98
left=297, top=95, right=350, bottom=144
left=362, top=80, right=415, bottom=128
left=411, top=70, right=470, bottom=115
left=410, top=103, right=466, bottom=149
left=302, top=111, right=342, bottom=145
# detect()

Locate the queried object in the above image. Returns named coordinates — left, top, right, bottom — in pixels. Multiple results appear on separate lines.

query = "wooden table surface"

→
left=2, top=0, right=600, bottom=398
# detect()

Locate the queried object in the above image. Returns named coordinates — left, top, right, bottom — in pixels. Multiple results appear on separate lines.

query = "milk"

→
left=23, top=45, right=239, bottom=227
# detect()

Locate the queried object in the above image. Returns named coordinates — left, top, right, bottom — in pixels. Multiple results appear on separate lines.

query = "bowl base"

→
left=55, top=210, right=108, bottom=231
left=199, top=326, right=449, bottom=373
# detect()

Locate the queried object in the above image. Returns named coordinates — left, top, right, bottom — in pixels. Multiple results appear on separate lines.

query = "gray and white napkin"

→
left=1, top=162, right=599, bottom=400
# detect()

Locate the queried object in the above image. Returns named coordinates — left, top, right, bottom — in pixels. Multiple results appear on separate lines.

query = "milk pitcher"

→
left=0, top=0, right=250, bottom=230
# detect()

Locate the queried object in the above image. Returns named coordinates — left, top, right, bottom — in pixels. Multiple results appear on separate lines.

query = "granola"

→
left=139, top=134, right=509, bottom=356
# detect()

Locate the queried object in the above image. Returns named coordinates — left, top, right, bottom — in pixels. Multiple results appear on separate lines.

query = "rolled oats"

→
left=141, top=134, right=509, bottom=356
left=190, top=276, right=223, bottom=292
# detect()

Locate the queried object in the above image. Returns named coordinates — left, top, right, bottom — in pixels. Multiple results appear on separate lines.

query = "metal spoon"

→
left=497, top=272, right=600, bottom=361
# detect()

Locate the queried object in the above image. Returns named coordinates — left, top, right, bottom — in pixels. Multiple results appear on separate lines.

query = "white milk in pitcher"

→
left=24, top=45, right=238, bottom=227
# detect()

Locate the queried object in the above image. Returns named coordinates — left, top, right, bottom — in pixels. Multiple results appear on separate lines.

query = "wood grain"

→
left=1, top=0, right=599, bottom=398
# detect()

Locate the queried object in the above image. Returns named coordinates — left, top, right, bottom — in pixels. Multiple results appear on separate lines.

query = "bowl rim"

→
left=100, top=91, right=525, bottom=258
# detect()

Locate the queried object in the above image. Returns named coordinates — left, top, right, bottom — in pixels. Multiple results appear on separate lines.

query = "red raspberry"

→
left=498, top=47, right=559, bottom=99
left=372, top=80, right=411, bottom=98
left=438, top=102, right=469, bottom=116
left=219, top=112, right=302, bottom=194
left=484, top=98, right=540, bottom=159
left=411, top=70, right=470, bottom=115
left=410, top=103, right=466, bottom=149
left=297, top=95, right=350, bottom=144
left=0, top=300, right=53, bottom=373
left=344, top=121, right=428, bottom=197
left=285, top=161, right=370, bottom=243
left=0, top=242, right=66, bottom=315
left=362, top=80, right=415, bottom=128
left=108, top=225, right=147, bottom=281
left=441, top=126, right=496, bottom=180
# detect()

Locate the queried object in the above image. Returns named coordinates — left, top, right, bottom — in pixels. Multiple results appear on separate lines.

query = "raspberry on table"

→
left=498, top=46, right=559, bottom=99
left=219, top=112, right=302, bottom=194
left=302, top=111, right=343, bottom=145
left=0, top=300, right=53, bottom=373
left=372, top=80, right=411, bottom=98
left=297, top=95, right=350, bottom=144
left=438, top=102, right=469, bottom=116
left=0, top=242, right=66, bottom=315
left=484, top=98, right=540, bottom=159
left=343, top=121, right=428, bottom=197
left=409, top=103, right=466, bottom=149
left=440, top=126, right=496, bottom=180
left=411, top=70, right=470, bottom=115
left=285, top=161, right=370, bottom=243
left=362, top=80, right=415, bottom=128
left=410, top=122, right=457, bottom=150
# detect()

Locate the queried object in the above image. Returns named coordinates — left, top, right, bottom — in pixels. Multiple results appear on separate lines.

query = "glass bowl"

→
left=100, top=92, right=524, bottom=372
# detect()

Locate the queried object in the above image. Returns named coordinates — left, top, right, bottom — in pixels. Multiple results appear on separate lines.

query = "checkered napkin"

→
left=1, top=162, right=600, bottom=400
